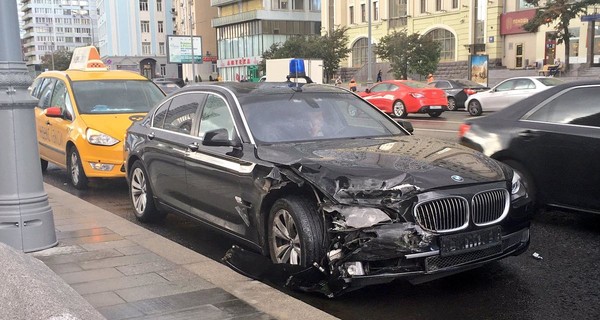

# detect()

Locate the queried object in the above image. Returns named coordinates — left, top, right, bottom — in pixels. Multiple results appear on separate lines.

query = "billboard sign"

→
left=469, top=55, right=489, bottom=87
left=167, top=35, right=203, bottom=64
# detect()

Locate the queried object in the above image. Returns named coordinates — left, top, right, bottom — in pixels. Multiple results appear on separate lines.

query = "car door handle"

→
left=147, top=132, right=155, bottom=140
left=187, top=142, right=199, bottom=152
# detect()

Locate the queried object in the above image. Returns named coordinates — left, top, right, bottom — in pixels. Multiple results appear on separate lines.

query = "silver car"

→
left=465, top=76, right=563, bottom=116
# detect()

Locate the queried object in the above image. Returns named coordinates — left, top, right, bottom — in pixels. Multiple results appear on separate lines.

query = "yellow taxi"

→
left=31, top=46, right=165, bottom=189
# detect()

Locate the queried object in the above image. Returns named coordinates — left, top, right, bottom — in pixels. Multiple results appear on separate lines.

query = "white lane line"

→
left=413, top=128, right=458, bottom=133
left=408, top=120, right=465, bottom=124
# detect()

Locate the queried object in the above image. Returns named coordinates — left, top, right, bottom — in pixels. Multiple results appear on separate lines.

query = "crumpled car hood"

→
left=256, top=136, right=506, bottom=202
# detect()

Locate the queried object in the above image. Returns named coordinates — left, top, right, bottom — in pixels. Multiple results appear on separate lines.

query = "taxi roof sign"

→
left=68, top=46, right=108, bottom=71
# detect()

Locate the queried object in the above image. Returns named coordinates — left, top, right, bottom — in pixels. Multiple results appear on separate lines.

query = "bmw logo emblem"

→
left=451, top=175, right=464, bottom=182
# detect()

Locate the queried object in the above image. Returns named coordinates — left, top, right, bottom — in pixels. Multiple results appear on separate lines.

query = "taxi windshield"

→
left=72, top=80, right=165, bottom=114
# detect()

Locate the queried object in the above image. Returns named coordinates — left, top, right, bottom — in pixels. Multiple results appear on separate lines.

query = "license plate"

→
left=429, top=106, right=442, bottom=110
left=440, top=227, right=502, bottom=256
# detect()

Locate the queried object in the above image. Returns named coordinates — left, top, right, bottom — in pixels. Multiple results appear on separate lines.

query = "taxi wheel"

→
left=268, top=196, right=324, bottom=268
left=447, top=97, right=458, bottom=111
left=129, top=161, right=165, bottom=222
left=392, top=100, right=407, bottom=118
left=68, top=147, right=88, bottom=190
left=41, top=159, right=48, bottom=172
left=468, top=100, right=483, bottom=116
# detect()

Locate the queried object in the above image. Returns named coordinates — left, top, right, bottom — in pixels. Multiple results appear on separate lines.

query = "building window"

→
left=452, top=0, right=459, bottom=9
left=293, top=0, right=304, bottom=10
left=157, top=0, right=163, bottom=11
left=275, top=0, right=288, bottom=9
left=361, top=4, right=366, bottom=22
left=142, top=42, right=151, bottom=55
left=349, top=6, right=354, bottom=24
left=309, top=0, right=321, bottom=11
left=160, top=64, right=166, bottom=76
left=425, top=28, right=456, bottom=61
left=159, top=42, right=165, bottom=55
left=140, top=0, right=148, bottom=11
left=436, top=0, right=442, bottom=11
left=421, top=0, right=426, bottom=13
left=352, top=37, right=368, bottom=67
left=141, top=21, right=150, bottom=33
left=374, top=1, right=379, bottom=20
left=517, top=0, right=534, bottom=10
left=158, top=21, right=164, bottom=33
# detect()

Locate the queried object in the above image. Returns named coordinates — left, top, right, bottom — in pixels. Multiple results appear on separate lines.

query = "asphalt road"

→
left=43, top=111, right=600, bottom=320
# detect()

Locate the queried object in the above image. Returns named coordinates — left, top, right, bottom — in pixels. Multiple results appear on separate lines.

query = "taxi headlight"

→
left=86, top=128, right=119, bottom=146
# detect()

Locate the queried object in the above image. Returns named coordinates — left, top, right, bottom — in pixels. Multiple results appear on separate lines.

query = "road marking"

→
left=413, top=128, right=458, bottom=133
left=408, top=119, right=465, bottom=124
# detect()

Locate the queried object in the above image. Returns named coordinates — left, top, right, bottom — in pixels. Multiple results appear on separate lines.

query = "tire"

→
left=68, top=147, right=88, bottom=189
left=447, top=97, right=458, bottom=111
left=468, top=100, right=483, bottom=116
left=268, top=196, right=324, bottom=267
left=392, top=100, right=407, bottom=118
left=503, top=160, right=537, bottom=207
left=428, top=110, right=443, bottom=118
left=129, top=161, right=166, bottom=222
left=41, top=159, right=48, bottom=172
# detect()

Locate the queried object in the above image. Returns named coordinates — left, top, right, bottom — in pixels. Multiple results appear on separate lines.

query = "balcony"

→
left=210, top=0, right=240, bottom=7
left=211, top=10, right=321, bottom=27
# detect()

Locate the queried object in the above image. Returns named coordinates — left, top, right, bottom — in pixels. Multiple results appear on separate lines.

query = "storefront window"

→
left=569, top=27, right=580, bottom=60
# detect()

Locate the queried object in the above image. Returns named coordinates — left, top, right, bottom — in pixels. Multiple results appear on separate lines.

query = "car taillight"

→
left=464, top=88, right=477, bottom=95
left=458, top=123, right=471, bottom=138
left=410, top=92, right=425, bottom=98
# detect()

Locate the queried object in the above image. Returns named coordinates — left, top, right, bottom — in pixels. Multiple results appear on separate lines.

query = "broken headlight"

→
left=337, top=207, right=392, bottom=229
left=511, top=172, right=526, bottom=200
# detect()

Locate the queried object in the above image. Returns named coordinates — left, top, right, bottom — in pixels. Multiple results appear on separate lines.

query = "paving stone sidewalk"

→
left=31, top=183, right=338, bottom=320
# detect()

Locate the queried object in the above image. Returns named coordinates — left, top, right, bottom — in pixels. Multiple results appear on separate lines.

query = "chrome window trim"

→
left=413, top=195, right=470, bottom=234
left=218, top=86, right=256, bottom=145
left=199, top=91, right=243, bottom=144
left=471, top=188, right=510, bottom=227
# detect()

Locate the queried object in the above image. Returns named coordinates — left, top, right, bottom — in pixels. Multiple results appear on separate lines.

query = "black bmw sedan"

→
left=125, top=81, right=532, bottom=294
left=460, top=80, right=600, bottom=214
left=428, top=79, right=489, bottom=111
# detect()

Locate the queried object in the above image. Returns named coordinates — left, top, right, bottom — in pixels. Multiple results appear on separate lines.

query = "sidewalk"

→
left=30, top=183, right=338, bottom=320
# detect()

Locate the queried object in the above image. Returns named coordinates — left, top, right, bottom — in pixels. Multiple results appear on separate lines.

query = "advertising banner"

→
left=167, top=35, right=203, bottom=64
left=469, top=55, right=489, bottom=87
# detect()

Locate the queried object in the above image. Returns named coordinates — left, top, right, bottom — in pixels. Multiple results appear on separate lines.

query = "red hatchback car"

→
left=359, top=80, right=448, bottom=118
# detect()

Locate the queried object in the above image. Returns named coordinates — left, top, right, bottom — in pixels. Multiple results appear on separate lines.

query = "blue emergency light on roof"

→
left=289, top=59, right=306, bottom=77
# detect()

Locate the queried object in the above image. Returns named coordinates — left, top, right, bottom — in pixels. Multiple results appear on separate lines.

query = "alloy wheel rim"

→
left=271, top=209, right=301, bottom=265
left=131, top=168, right=147, bottom=214
left=448, top=99, right=456, bottom=110
left=394, top=102, right=404, bottom=116
left=70, top=151, right=79, bottom=185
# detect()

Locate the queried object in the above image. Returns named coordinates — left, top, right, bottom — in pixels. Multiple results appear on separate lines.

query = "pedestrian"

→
left=549, top=58, right=562, bottom=77
left=376, top=70, right=382, bottom=82
left=335, top=75, right=342, bottom=86
left=426, top=73, right=435, bottom=83
left=349, top=78, right=357, bottom=92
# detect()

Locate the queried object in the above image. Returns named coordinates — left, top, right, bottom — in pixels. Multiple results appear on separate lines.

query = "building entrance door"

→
left=544, top=32, right=557, bottom=65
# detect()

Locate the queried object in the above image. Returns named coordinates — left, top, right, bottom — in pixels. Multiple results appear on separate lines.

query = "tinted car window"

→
left=370, top=83, right=389, bottom=92
left=163, top=93, right=201, bottom=134
left=152, top=99, right=172, bottom=129
left=537, top=77, right=563, bottom=86
left=495, top=80, right=515, bottom=92
left=198, top=94, right=235, bottom=140
left=38, top=78, right=57, bottom=109
left=403, top=80, right=428, bottom=88
left=434, top=81, right=451, bottom=89
left=455, top=79, right=486, bottom=87
left=527, top=86, right=600, bottom=128
left=72, top=80, right=164, bottom=114
left=514, top=79, right=535, bottom=90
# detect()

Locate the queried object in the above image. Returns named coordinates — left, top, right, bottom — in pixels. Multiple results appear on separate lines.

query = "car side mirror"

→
left=365, top=88, right=371, bottom=93
left=203, top=128, right=242, bottom=148
left=45, top=107, right=63, bottom=118
left=397, top=120, right=414, bottom=133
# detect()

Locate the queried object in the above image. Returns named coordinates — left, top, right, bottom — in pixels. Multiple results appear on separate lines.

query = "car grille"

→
left=413, top=190, right=510, bottom=233
left=414, top=197, right=469, bottom=233
left=471, top=189, right=509, bottom=226
left=425, top=244, right=503, bottom=272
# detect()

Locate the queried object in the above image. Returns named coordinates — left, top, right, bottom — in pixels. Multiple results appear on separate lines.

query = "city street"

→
left=42, top=111, right=600, bottom=320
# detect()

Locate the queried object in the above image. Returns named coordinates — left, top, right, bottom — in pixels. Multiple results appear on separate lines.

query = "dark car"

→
left=428, top=79, right=489, bottom=111
left=125, top=82, right=532, bottom=295
left=153, top=78, right=183, bottom=94
left=459, top=80, right=600, bottom=214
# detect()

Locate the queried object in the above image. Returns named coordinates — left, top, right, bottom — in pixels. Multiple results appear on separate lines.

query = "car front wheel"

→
left=268, top=196, right=324, bottom=267
left=468, top=100, right=483, bottom=116
left=68, top=147, right=88, bottom=189
left=447, top=97, right=458, bottom=111
left=392, top=100, right=407, bottom=118
left=129, top=161, right=165, bottom=222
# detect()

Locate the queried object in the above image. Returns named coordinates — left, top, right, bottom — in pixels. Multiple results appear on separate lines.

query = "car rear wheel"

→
left=428, top=110, right=443, bottom=118
left=392, top=100, right=407, bottom=118
left=129, top=161, right=166, bottom=222
left=447, top=97, right=458, bottom=111
left=268, top=196, right=324, bottom=267
left=68, top=147, right=88, bottom=189
left=503, top=160, right=537, bottom=209
left=468, top=100, right=483, bottom=116
left=41, top=159, right=48, bottom=172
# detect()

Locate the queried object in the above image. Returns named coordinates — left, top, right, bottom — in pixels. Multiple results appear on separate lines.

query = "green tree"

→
left=523, top=0, right=600, bottom=72
left=40, top=49, right=73, bottom=71
left=375, top=30, right=440, bottom=80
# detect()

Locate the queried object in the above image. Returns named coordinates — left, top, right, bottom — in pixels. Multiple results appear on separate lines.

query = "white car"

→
left=465, top=76, right=563, bottom=116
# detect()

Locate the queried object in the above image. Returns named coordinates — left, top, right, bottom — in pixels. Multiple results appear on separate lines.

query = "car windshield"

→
left=454, top=79, right=486, bottom=87
left=72, top=80, right=165, bottom=114
left=240, top=92, right=406, bottom=144
left=402, top=80, right=429, bottom=88
left=537, top=77, right=563, bottom=86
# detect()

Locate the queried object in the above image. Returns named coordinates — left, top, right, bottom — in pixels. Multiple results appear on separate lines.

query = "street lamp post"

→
left=367, top=0, right=373, bottom=86
left=0, top=1, right=57, bottom=252
left=188, top=0, right=196, bottom=82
